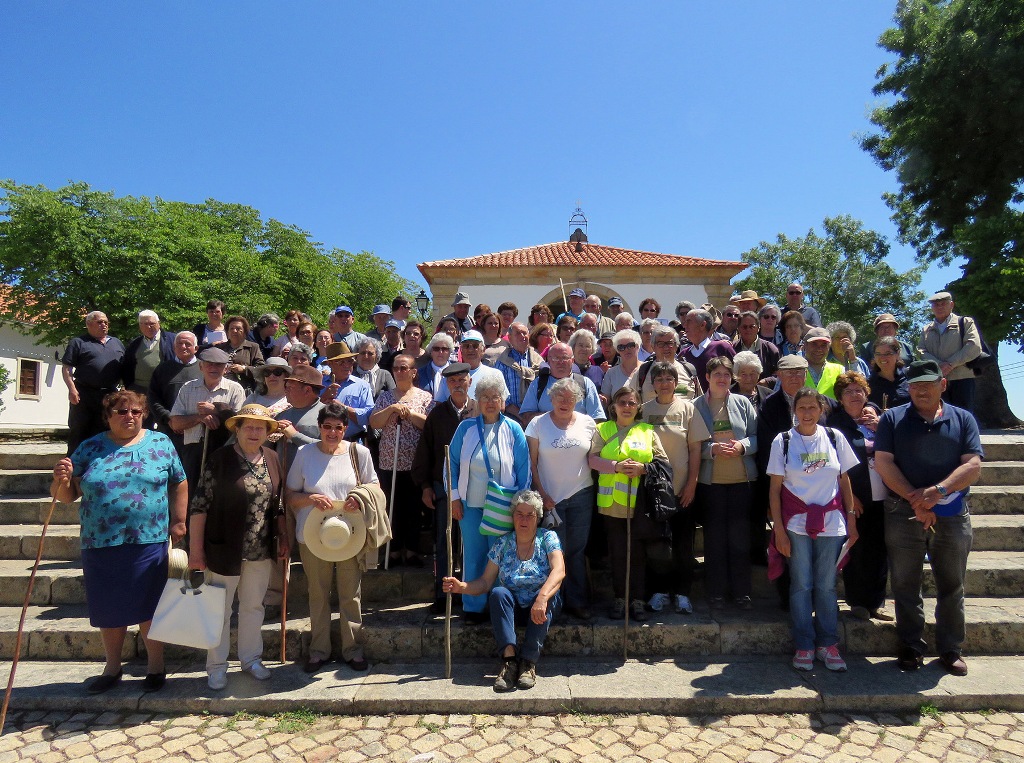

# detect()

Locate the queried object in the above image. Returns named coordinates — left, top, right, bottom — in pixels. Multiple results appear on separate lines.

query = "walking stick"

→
left=558, top=278, right=569, bottom=314
left=383, top=421, right=401, bottom=569
left=2, top=485, right=62, bottom=733
left=444, top=445, right=454, bottom=679
left=623, top=476, right=635, bottom=662
left=278, top=445, right=290, bottom=664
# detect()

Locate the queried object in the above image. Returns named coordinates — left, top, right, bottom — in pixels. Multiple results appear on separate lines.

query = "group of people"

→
left=53, top=284, right=985, bottom=693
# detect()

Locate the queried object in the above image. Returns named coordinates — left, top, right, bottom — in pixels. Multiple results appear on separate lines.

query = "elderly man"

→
left=437, top=330, right=508, bottom=404
left=169, top=347, right=247, bottom=498
left=918, top=291, right=983, bottom=414
left=614, top=312, right=635, bottom=332
left=319, top=341, right=374, bottom=440
left=275, top=365, right=326, bottom=464
left=730, top=289, right=768, bottom=316
left=718, top=305, right=742, bottom=342
left=874, top=360, right=983, bottom=675
left=411, top=362, right=474, bottom=612
left=121, top=309, right=176, bottom=394
left=607, top=297, right=626, bottom=318
left=678, top=309, right=736, bottom=391
left=556, top=287, right=587, bottom=323
left=378, top=319, right=405, bottom=372
left=365, top=304, right=392, bottom=342
left=859, top=313, right=915, bottom=368
left=488, top=322, right=542, bottom=418
left=61, top=311, right=126, bottom=454
left=148, top=331, right=202, bottom=450
left=519, top=342, right=605, bottom=425
left=442, top=292, right=474, bottom=333
left=802, top=327, right=844, bottom=399
left=734, top=312, right=780, bottom=379
left=329, top=305, right=367, bottom=349
left=785, top=282, right=822, bottom=328
left=583, top=294, right=616, bottom=335
left=579, top=312, right=600, bottom=339
left=630, top=325, right=698, bottom=402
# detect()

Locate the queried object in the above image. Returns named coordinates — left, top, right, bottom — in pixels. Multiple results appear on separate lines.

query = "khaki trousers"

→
left=298, top=543, right=364, bottom=662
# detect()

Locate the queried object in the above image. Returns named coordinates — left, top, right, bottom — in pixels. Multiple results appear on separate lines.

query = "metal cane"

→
left=2, top=485, right=63, bottom=733
left=383, top=421, right=401, bottom=569
left=623, top=476, right=635, bottom=663
left=444, top=446, right=454, bottom=679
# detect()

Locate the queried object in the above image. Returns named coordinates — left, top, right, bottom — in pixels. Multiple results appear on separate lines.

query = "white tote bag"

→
left=149, top=569, right=226, bottom=649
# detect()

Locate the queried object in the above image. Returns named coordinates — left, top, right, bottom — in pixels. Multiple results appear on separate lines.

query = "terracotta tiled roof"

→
left=418, top=241, right=743, bottom=272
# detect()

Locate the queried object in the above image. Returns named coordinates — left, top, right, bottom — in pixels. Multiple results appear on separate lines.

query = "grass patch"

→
left=418, top=719, right=447, bottom=734
left=225, top=711, right=260, bottom=731
left=271, top=708, right=320, bottom=734
left=918, top=702, right=942, bottom=722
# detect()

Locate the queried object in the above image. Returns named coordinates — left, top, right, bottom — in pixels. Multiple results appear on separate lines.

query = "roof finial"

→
left=569, top=204, right=588, bottom=251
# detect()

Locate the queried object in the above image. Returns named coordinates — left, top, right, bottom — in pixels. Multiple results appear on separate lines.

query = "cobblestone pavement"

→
left=3, top=709, right=1024, bottom=762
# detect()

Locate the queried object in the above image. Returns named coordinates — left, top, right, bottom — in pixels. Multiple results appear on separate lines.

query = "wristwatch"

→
left=935, top=484, right=949, bottom=498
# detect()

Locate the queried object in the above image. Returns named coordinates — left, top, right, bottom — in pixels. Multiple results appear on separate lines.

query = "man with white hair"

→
left=61, top=310, right=126, bottom=454
left=630, top=325, right=698, bottom=402
left=148, top=331, right=202, bottom=452
left=122, top=309, right=177, bottom=394
left=614, top=312, right=635, bottom=332
left=583, top=294, right=616, bottom=335
left=519, top=342, right=606, bottom=426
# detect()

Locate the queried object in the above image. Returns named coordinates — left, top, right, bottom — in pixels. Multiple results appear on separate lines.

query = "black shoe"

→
left=429, top=597, right=447, bottom=615
left=405, top=554, right=425, bottom=568
left=897, top=647, right=924, bottom=671
left=564, top=605, right=592, bottom=621
left=303, top=657, right=331, bottom=674
left=940, top=651, right=968, bottom=676
left=141, top=672, right=166, bottom=693
left=463, top=611, right=489, bottom=625
left=346, top=657, right=369, bottom=672
left=85, top=671, right=122, bottom=695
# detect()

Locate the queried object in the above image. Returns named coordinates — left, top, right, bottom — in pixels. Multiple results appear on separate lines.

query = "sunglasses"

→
left=320, top=424, right=346, bottom=432
left=616, top=343, right=638, bottom=351
left=114, top=408, right=144, bottom=417
left=431, top=346, right=451, bottom=352
left=788, top=290, right=802, bottom=296
left=266, top=369, right=288, bottom=377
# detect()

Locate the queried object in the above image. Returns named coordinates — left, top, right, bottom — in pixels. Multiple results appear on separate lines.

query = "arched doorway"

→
left=535, top=284, right=630, bottom=319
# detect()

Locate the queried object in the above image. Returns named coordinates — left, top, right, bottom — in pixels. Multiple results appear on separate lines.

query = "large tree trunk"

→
left=975, top=343, right=1021, bottom=429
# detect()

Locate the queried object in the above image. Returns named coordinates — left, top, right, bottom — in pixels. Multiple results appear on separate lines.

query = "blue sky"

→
left=3, top=3, right=1020, bottom=415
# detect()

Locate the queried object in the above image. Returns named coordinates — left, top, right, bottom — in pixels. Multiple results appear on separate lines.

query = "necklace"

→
left=236, top=446, right=268, bottom=480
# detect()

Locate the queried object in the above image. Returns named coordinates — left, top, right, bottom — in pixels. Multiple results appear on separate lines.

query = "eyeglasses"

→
left=654, top=340, right=676, bottom=348
left=874, top=351, right=896, bottom=358
left=320, top=423, right=346, bottom=432
left=762, top=315, right=779, bottom=321
left=266, top=369, right=288, bottom=377
left=616, top=343, right=638, bottom=351
left=298, top=330, right=314, bottom=337
left=788, top=290, right=802, bottom=296
left=431, top=347, right=451, bottom=352
left=539, top=331, right=553, bottom=338
left=113, top=408, right=144, bottom=417
left=393, top=365, right=415, bottom=372
left=615, top=400, right=638, bottom=407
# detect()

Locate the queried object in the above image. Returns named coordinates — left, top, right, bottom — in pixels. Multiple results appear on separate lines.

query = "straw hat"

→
left=167, top=547, right=190, bottom=579
left=252, top=356, right=290, bottom=382
left=302, top=502, right=367, bottom=562
left=225, top=404, right=280, bottom=434
left=324, top=341, right=357, bottom=362
left=729, top=290, right=768, bottom=309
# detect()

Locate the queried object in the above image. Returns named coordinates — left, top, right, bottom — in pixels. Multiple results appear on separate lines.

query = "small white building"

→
left=0, top=315, right=69, bottom=428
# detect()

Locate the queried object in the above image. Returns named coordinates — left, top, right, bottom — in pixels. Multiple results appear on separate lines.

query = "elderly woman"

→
left=589, top=386, right=669, bottom=621
left=600, top=329, right=641, bottom=402
left=448, top=375, right=531, bottom=624
left=529, top=323, right=555, bottom=356
left=51, top=390, right=187, bottom=694
left=641, top=363, right=710, bottom=615
left=525, top=377, right=597, bottom=620
left=759, top=304, right=784, bottom=346
left=826, top=322, right=871, bottom=376
left=354, top=337, right=396, bottom=400
left=826, top=372, right=890, bottom=622
left=638, top=319, right=660, bottom=361
left=768, top=388, right=859, bottom=672
left=287, top=401, right=381, bottom=673
left=369, top=353, right=433, bottom=566
left=443, top=490, right=564, bottom=691
left=216, top=315, right=265, bottom=391
left=779, top=311, right=808, bottom=357
left=416, top=332, right=455, bottom=399
left=529, top=304, right=555, bottom=327
left=567, top=329, right=602, bottom=386
left=244, top=356, right=292, bottom=417
left=189, top=404, right=288, bottom=689
left=731, top=351, right=771, bottom=413
left=868, top=335, right=910, bottom=410
left=694, top=356, right=758, bottom=610
left=287, top=342, right=315, bottom=372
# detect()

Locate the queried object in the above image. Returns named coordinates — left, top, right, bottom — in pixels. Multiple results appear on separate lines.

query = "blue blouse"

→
left=71, top=430, right=186, bottom=549
left=487, top=528, right=562, bottom=607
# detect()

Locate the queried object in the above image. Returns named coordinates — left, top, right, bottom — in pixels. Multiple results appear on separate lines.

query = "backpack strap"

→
left=535, top=367, right=552, bottom=402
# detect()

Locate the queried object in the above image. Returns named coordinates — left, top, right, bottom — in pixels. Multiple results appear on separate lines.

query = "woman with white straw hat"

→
left=286, top=401, right=381, bottom=674
left=244, top=357, right=292, bottom=418
left=189, top=404, right=287, bottom=690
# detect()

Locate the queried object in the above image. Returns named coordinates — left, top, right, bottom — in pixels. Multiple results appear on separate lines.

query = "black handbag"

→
left=637, top=457, right=677, bottom=522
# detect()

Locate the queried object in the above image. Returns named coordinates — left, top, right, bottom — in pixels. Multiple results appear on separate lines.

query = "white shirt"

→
left=525, top=413, right=596, bottom=504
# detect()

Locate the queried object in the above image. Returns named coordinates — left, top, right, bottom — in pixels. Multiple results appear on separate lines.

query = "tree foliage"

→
left=0, top=181, right=419, bottom=344
left=861, top=0, right=1024, bottom=344
left=734, top=215, right=926, bottom=341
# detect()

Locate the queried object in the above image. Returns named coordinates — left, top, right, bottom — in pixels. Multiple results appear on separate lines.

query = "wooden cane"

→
left=444, top=445, right=454, bottom=679
left=558, top=277, right=569, bottom=314
left=383, top=421, right=401, bottom=569
left=278, top=445, right=290, bottom=664
left=623, top=477, right=634, bottom=663
left=2, top=488, right=62, bottom=733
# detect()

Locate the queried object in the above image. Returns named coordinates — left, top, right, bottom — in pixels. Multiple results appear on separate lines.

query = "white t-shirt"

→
left=767, top=426, right=859, bottom=537
left=287, top=442, right=378, bottom=544
left=525, top=413, right=597, bottom=504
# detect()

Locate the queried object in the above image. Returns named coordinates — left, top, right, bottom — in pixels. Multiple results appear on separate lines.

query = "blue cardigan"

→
left=693, top=393, right=758, bottom=483
left=447, top=414, right=530, bottom=505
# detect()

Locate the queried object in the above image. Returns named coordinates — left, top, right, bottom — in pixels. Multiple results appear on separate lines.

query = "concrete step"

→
left=7, top=654, right=1024, bottom=716
left=2, top=597, right=1023, bottom=663
left=977, top=462, right=1024, bottom=486
left=0, top=496, right=78, bottom=525
left=0, top=470, right=52, bottom=495
left=980, top=432, right=1024, bottom=462
left=0, top=426, right=67, bottom=443
left=968, top=485, right=1024, bottom=514
left=969, top=515, right=1024, bottom=551
left=0, top=526, right=81, bottom=561
left=0, top=442, right=65, bottom=471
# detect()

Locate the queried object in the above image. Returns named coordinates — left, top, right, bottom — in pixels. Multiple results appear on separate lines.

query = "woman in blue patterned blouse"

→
left=51, top=390, right=187, bottom=696
left=443, top=490, right=564, bottom=692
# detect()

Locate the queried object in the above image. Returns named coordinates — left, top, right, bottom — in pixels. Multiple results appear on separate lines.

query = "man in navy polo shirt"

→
left=874, top=359, right=983, bottom=676
left=61, top=311, right=126, bottom=454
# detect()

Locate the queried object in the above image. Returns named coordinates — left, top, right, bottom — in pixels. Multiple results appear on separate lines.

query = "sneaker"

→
left=674, top=595, right=693, bottom=614
left=494, top=657, right=519, bottom=692
left=630, top=599, right=649, bottom=622
left=208, top=668, right=228, bottom=691
left=608, top=598, right=626, bottom=620
left=816, top=644, right=847, bottom=672
left=792, top=649, right=814, bottom=671
left=517, top=660, right=536, bottom=690
left=647, top=592, right=669, bottom=612
left=247, top=661, right=271, bottom=681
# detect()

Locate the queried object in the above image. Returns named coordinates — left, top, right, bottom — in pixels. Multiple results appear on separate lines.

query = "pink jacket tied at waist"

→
left=767, top=484, right=845, bottom=580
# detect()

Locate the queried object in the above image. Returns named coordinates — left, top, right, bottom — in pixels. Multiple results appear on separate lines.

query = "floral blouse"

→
left=372, top=387, right=434, bottom=471
left=487, top=529, right=562, bottom=608
left=191, top=449, right=274, bottom=562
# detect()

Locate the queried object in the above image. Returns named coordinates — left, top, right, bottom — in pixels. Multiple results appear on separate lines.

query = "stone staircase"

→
left=0, top=432, right=1022, bottom=667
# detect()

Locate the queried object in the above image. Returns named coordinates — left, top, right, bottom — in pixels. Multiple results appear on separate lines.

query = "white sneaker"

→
left=247, top=661, right=271, bottom=681
left=674, top=595, right=693, bottom=614
left=647, top=592, right=669, bottom=612
left=208, top=668, right=228, bottom=690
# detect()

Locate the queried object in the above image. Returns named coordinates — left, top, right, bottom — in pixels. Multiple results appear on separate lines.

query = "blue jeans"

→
left=489, top=586, right=562, bottom=663
left=460, top=506, right=498, bottom=614
left=884, top=497, right=972, bottom=655
left=553, top=487, right=594, bottom=609
left=787, top=532, right=844, bottom=651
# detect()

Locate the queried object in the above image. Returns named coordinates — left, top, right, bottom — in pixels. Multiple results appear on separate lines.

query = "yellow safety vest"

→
left=595, top=421, right=654, bottom=516
left=806, top=362, right=844, bottom=400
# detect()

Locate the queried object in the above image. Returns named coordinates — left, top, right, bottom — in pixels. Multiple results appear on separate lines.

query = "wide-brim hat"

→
left=452, top=292, right=472, bottom=306
left=225, top=404, right=279, bottom=433
left=729, top=290, right=768, bottom=308
left=874, top=313, right=900, bottom=330
left=167, top=547, right=190, bottom=579
left=288, top=365, right=326, bottom=388
left=302, top=502, right=367, bottom=562
left=252, top=356, right=290, bottom=381
left=325, top=341, right=357, bottom=361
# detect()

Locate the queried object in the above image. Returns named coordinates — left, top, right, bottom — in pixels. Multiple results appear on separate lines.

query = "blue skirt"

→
left=81, top=542, right=168, bottom=628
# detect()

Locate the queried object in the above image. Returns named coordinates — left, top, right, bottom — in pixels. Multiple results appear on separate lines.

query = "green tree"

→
left=734, top=215, right=926, bottom=342
left=0, top=180, right=416, bottom=344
